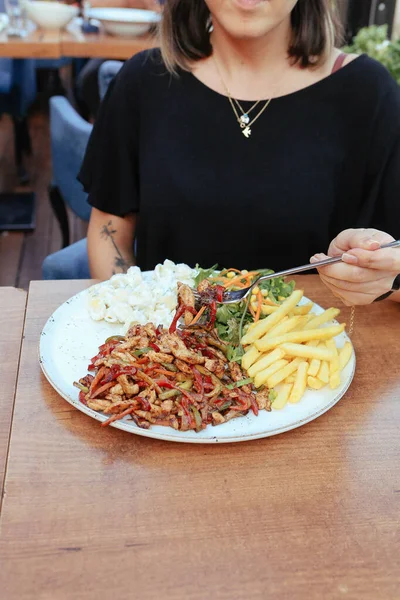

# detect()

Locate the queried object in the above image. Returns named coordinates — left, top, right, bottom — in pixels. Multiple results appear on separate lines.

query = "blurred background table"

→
left=0, top=276, right=399, bottom=599
left=62, top=20, right=157, bottom=59
left=0, top=20, right=157, bottom=59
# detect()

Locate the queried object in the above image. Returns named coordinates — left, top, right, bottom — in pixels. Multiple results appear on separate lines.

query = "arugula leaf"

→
left=226, top=344, right=245, bottom=363
left=194, top=264, right=219, bottom=287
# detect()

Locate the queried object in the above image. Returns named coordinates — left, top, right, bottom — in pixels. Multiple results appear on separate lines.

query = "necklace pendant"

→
left=242, top=126, right=252, bottom=138
left=240, top=114, right=250, bottom=125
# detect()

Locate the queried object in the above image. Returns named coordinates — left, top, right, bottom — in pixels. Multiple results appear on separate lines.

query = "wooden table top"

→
left=0, top=278, right=399, bottom=600
left=0, top=287, right=27, bottom=506
left=0, top=26, right=61, bottom=58
left=62, top=21, right=157, bottom=59
left=0, top=21, right=157, bottom=59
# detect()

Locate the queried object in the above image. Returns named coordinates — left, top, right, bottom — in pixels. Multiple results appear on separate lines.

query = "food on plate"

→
left=77, top=262, right=353, bottom=430
left=74, top=312, right=273, bottom=432
left=239, top=289, right=353, bottom=409
left=87, top=259, right=196, bottom=329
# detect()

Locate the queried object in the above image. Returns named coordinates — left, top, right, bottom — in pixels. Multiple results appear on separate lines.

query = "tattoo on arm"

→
left=100, top=221, right=130, bottom=274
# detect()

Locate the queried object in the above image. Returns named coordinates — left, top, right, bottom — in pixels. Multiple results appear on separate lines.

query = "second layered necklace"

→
left=213, top=55, right=273, bottom=139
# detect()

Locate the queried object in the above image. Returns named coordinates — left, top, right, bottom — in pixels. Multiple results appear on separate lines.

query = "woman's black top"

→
left=78, top=50, right=400, bottom=272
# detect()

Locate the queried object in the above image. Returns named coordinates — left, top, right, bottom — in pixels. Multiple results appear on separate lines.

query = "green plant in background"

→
left=343, top=25, right=400, bottom=85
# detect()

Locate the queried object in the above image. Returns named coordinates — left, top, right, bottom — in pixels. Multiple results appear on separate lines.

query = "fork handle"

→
left=256, top=239, right=400, bottom=284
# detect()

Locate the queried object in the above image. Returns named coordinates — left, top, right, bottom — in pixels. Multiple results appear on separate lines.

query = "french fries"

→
left=247, top=348, right=286, bottom=378
left=241, top=345, right=261, bottom=371
left=339, top=342, right=353, bottom=370
left=255, top=324, right=345, bottom=352
left=241, top=289, right=354, bottom=407
left=289, top=361, right=308, bottom=403
left=241, top=289, right=304, bottom=345
left=273, top=383, right=293, bottom=410
left=254, top=359, right=288, bottom=389
left=267, top=358, right=302, bottom=388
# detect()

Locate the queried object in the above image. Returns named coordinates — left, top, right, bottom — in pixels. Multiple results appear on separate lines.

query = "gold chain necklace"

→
left=213, top=55, right=273, bottom=139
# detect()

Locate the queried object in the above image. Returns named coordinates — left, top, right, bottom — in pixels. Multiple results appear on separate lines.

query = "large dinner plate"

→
left=39, top=284, right=355, bottom=444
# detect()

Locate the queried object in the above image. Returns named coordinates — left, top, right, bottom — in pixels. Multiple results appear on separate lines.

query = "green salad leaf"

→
left=193, top=265, right=295, bottom=366
left=194, top=264, right=219, bottom=287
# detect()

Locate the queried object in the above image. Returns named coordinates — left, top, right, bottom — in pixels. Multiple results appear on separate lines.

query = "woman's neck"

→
left=211, top=16, right=292, bottom=81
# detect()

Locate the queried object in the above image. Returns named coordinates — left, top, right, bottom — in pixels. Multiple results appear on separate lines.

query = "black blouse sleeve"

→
left=77, top=58, right=141, bottom=216
left=358, top=75, right=400, bottom=239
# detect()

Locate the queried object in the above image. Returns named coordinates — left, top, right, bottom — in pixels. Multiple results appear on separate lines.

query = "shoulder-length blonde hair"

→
left=159, top=0, right=340, bottom=74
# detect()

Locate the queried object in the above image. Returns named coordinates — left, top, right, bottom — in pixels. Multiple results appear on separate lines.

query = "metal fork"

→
left=193, top=240, right=400, bottom=305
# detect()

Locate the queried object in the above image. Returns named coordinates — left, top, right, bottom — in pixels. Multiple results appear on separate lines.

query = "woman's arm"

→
left=87, top=207, right=136, bottom=280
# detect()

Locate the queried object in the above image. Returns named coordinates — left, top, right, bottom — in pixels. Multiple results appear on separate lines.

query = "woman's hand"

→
left=310, top=228, right=400, bottom=306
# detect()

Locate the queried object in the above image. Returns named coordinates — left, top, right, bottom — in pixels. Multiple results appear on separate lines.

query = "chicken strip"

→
left=146, top=350, right=174, bottom=364
left=255, top=389, right=272, bottom=412
left=163, top=333, right=205, bottom=365
left=178, top=283, right=196, bottom=325
left=229, top=361, right=252, bottom=394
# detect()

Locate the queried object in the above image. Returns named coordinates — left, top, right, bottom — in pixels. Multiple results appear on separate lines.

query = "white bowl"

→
left=24, top=1, right=78, bottom=31
left=88, top=7, right=160, bottom=38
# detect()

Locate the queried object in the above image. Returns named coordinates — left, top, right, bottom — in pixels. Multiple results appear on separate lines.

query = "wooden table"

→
left=0, top=27, right=61, bottom=58
left=0, top=287, right=27, bottom=504
left=62, top=21, right=157, bottom=59
left=0, top=278, right=399, bottom=600
left=0, top=20, right=157, bottom=59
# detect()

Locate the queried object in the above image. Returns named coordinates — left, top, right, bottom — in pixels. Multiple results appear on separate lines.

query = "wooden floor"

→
left=0, top=111, right=86, bottom=289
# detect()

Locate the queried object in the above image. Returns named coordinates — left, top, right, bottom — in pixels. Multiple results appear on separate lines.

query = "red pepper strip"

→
left=173, top=385, right=202, bottom=404
left=156, top=325, right=163, bottom=336
left=179, top=396, right=191, bottom=418
left=250, top=396, right=259, bottom=416
left=169, top=305, right=198, bottom=334
left=191, top=366, right=204, bottom=395
left=79, top=390, right=87, bottom=405
left=169, top=305, right=186, bottom=334
left=137, top=396, right=151, bottom=411
left=101, top=364, right=137, bottom=385
left=215, top=285, right=224, bottom=303
left=88, top=364, right=96, bottom=371
left=230, top=392, right=249, bottom=412
left=208, top=300, right=217, bottom=330
left=201, top=349, right=216, bottom=359
left=101, top=406, right=135, bottom=427
left=156, top=380, right=175, bottom=389
left=149, top=342, right=161, bottom=352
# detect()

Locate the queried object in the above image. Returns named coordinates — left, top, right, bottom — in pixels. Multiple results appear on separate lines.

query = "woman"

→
left=77, top=0, right=400, bottom=306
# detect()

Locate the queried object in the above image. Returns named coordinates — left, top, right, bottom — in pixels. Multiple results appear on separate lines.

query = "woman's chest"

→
left=138, top=91, right=357, bottom=226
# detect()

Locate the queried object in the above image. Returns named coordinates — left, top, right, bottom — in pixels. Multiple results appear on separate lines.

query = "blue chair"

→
left=0, top=57, right=36, bottom=183
left=48, top=60, right=123, bottom=248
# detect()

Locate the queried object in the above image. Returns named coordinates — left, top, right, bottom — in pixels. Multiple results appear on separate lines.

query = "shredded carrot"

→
left=89, top=366, right=106, bottom=395
left=249, top=303, right=256, bottom=318
left=254, top=289, right=263, bottom=322
left=224, top=274, right=251, bottom=288
left=224, top=270, right=260, bottom=289
left=190, top=305, right=206, bottom=326
left=262, top=296, right=277, bottom=306
left=220, top=268, right=242, bottom=275
left=91, top=381, right=115, bottom=399
left=101, top=406, right=135, bottom=427
left=152, top=368, right=177, bottom=378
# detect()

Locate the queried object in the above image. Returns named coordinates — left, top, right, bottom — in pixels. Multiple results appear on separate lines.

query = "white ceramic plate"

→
left=88, top=8, right=160, bottom=38
left=39, top=285, right=355, bottom=444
